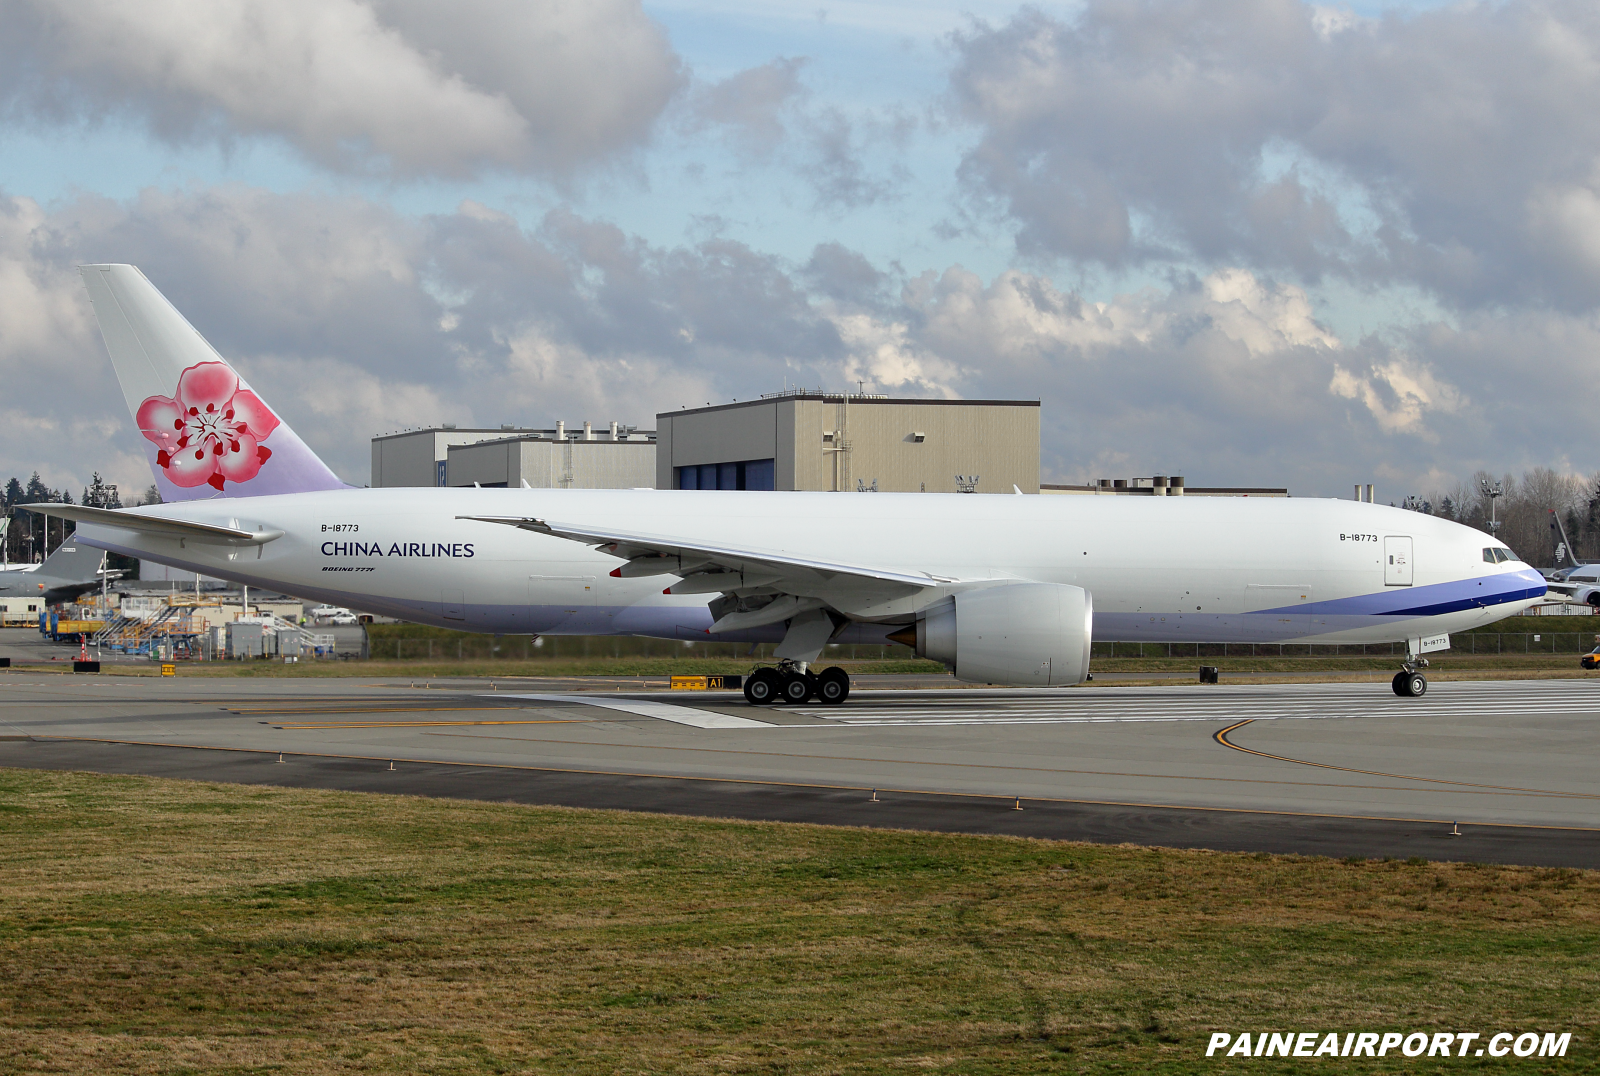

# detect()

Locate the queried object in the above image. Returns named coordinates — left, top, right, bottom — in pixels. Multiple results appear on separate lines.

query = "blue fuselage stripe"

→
left=1249, top=570, right=1546, bottom=620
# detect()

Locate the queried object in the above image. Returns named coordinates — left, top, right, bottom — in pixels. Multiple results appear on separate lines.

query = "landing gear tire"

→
left=745, top=668, right=781, bottom=705
left=780, top=671, right=815, bottom=704
left=1392, top=671, right=1427, bottom=697
left=815, top=666, right=850, bottom=705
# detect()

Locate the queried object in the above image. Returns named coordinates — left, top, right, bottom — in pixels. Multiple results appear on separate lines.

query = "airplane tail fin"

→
left=79, top=264, right=348, bottom=500
left=38, top=533, right=108, bottom=578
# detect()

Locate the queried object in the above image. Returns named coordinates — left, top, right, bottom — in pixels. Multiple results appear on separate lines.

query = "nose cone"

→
left=1513, top=566, right=1548, bottom=597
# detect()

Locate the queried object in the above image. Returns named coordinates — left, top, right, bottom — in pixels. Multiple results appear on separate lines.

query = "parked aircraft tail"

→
left=78, top=264, right=348, bottom=501
left=37, top=532, right=108, bottom=578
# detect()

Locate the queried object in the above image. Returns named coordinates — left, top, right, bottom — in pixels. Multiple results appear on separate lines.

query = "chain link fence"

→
left=1090, top=633, right=1600, bottom=659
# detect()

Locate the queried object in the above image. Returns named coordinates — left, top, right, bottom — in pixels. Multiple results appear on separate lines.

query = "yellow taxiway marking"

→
left=231, top=706, right=519, bottom=715
left=274, top=719, right=586, bottom=729
left=1213, top=718, right=1600, bottom=800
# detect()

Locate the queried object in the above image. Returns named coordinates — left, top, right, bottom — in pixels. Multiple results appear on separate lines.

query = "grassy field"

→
left=21, top=614, right=1600, bottom=680
left=0, top=769, right=1592, bottom=1074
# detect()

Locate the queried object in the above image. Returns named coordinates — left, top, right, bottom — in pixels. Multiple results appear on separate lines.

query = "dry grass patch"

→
left=0, top=769, right=1593, bottom=1074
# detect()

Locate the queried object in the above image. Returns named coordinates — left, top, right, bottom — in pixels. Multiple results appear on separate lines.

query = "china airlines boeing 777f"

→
left=29, top=265, right=1546, bottom=704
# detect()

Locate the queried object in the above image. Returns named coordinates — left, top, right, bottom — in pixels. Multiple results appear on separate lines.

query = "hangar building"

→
left=371, top=422, right=655, bottom=489
left=656, top=392, right=1040, bottom=494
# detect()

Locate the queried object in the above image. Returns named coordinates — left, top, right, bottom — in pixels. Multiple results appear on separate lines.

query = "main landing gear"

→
left=744, top=662, right=851, bottom=706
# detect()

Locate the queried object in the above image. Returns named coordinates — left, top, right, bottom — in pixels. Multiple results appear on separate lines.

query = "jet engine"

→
left=890, top=583, right=1093, bottom=686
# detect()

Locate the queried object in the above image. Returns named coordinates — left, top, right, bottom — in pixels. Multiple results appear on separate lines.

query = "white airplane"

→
left=26, top=265, right=1546, bottom=703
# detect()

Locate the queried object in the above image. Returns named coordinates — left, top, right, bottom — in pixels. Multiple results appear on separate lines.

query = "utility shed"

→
left=657, top=392, right=1040, bottom=494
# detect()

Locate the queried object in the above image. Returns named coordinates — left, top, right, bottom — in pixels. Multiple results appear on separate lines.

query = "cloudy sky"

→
left=1, top=0, right=1596, bottom=500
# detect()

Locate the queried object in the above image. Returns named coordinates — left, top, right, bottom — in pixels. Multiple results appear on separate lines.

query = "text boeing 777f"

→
left=31, top=265, right=1545, bottom=704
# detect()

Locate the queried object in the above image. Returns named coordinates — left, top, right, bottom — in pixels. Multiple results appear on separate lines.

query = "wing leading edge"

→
left=457, top=514, right=961, bottom=631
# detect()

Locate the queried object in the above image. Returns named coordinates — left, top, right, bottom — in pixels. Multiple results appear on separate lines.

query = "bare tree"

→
left=1404, top=468, right=1593, bottom=567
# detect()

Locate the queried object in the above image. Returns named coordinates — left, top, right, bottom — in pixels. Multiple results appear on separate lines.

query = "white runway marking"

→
left=491, top=693, right=773, bottom=729
left=790, top=680, right=1600, bottom=726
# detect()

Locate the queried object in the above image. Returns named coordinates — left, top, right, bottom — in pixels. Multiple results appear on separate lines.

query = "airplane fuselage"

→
left=71, top=487, right=1545, bottom=646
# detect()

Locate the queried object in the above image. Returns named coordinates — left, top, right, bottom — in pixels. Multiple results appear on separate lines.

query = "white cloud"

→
left=948, top=0, right=1600, bottom=310
left=829, top=313, right=963, bottom=396
left=1328, top=357, right=1463, bottom=436
left=0, top=0, right=682, bottom=177
left=0, top=184, right=1591, bottom=499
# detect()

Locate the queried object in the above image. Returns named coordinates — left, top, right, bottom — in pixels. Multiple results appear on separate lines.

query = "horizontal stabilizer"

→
left=16, top=503, right=282, bottom=545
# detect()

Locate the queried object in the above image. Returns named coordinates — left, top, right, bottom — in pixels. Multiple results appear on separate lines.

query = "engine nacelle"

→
left=911, top=583, right=1093, bottom=686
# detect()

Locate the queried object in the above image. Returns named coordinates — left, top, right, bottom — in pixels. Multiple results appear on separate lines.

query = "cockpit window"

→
left=1483, top=547, right=1518, bottom=564
left=1483, top=548, right=1495, bottom=563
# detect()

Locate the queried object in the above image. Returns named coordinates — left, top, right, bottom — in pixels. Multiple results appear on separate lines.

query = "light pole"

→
left=1480, top=479, right=1503, bottom=535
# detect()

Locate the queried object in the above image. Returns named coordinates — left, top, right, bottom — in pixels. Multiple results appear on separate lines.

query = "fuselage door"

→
left=1384, top=536, right=1413, bottom=586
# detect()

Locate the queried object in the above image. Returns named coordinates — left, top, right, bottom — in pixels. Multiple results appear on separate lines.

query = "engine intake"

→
left=895, top=583, right=1093, bottom=686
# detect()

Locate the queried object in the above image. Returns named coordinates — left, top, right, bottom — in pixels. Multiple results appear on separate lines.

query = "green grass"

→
left=0, top=768, right=1593, bottom=1073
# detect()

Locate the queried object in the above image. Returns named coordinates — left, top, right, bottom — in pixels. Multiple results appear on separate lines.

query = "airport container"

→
left=275, top=628, right=302, bottom=658
left=226, top=621, right=264, bottom=659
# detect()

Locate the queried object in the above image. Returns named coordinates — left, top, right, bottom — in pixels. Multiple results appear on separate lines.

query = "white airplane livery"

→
left=31, top=265, right=1546, bottom=704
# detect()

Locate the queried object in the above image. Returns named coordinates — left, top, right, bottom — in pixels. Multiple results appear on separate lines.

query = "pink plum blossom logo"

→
left=136, top=362, right=280, bottom=491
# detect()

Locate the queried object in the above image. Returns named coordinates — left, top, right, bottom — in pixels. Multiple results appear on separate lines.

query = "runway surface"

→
left=2, top=672, right=1597, bottom=866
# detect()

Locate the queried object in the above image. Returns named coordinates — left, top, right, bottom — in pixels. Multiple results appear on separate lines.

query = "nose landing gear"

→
left=1392, top=651, right=1429, bottom=697
left=1392, top=669, right=1428, bottom=697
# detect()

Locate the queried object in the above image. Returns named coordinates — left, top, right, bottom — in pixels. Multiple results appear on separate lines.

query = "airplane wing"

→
left=15, top=503, right=283, bottom=545
left=457, top=515, right=956, bottom=591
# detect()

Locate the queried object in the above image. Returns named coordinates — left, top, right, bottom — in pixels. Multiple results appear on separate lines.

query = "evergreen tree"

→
left=2, top=477, right=20, bottom=507
left=83, top=473, right=120, bottom=509
left=23, top=472, right=47, bottom=503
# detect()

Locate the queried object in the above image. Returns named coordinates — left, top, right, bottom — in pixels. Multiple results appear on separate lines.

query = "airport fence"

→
left=1089, top=633, right=1600, bottom=659
left=362, top=629, right=912, bottom=664
left=363, top=628, right=1597, bottom=664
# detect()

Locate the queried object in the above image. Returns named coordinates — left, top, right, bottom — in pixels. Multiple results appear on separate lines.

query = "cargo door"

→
left=1384, top=536, right=1413, bottom=586
left=442, top=589, right=466, bottom=621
